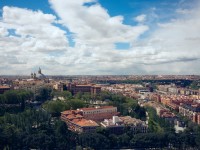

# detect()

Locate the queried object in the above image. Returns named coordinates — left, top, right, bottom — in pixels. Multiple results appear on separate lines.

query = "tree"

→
left=78, top=133, right=110, bottom=149
left=61, top=91, right=72, bottom=99
left=68, top=99, right=85, bottom=109
left=1, top=124, right=20, bottom=149
left=74, top=92, right=83, bottom=99
left=118, top=133, right=131, bottom=148
left=4, top=91, right=19, bottom=104
left=43, top=101, right=70, bottom=116
left=23, top=132, right=55, bottom=150
left=82, top=93, right=91, bottom=102
left=36, top=87, right=52, bottom=102
left=54, top=120, right=76, bottom=149
left=52, top=91, right=72, bottom=100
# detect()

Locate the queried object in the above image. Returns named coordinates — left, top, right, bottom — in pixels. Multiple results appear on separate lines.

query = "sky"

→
left=0, top=0, right=200, bottom=75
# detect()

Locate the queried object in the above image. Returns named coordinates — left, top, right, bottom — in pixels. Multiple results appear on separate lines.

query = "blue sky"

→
left=1, top=0, right=191, bottom=43
left=0, top=0, right=199, bottom=75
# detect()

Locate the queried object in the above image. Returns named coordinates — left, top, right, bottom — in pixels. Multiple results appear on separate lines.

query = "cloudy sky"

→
left=0, top=0, right=200, bottom=75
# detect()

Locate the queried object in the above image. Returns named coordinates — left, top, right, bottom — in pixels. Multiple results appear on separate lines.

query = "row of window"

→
left=83, top=109, right=116, bottom=114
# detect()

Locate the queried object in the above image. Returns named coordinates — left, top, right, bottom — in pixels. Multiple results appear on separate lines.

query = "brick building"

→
left=79, top=106, right=119, bottom=121
left=67, top=83, right=101, bottom=95
left=179, top=103, right=200, bottom=124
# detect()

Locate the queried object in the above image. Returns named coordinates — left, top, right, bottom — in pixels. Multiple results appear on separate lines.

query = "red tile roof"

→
left=72, top=119, right=99, bottom=127
left=80, top=106, right=115, bottom=111
left=0, top=86, right=10, bottom=89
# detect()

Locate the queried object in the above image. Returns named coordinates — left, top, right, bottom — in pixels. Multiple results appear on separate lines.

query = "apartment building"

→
left=101, top=116, right=148, bottom=134
left=61, top=106, right=119, bottom=133
left=79, top=106, right=119, bottom=121
left=120, top=116, right=148, bottom=133
left=61, top=110, right=99, bottom=133
left=179, top=103, right=200, bottom=124
left=67, top=83, right=101, bottom=95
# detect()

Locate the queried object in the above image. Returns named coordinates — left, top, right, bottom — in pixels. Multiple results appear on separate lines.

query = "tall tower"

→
left=38, top=67, right=42, bottom=74
left=33, top=73, right=36, bottom=79
left=31, top=73, right=33, bottom=79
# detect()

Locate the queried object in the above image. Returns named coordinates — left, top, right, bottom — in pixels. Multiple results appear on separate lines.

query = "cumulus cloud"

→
left=82, top=1, right=200, bottom=75
left=1, top=6, right=68, bottom=52
left=0, top=27, right=8, bottom=37
left=45, top=0, right=150, bottom=74
left=0, top=6, right=70, bottom=74
left=125, top=3, right=200, bottom=74
left=49, top=0, right=148, bottom=45
left=134, top=14, right=146, bottom=23
left=0, top=1, right=200, bottom=75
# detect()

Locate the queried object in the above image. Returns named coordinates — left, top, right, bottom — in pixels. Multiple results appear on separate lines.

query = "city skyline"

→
left=0, top=0, right=200, bottom=75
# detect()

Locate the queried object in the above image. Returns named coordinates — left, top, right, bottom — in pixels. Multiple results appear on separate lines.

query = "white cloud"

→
left=0, top=27, right=8, bottom=37
left=134, top=14, right=146, bottom=23
left=0, top=1, right=200, bottom=75
left=3, top=6, right=56, bottom=25
left=0, top=6, right=69, bottom=74
left=49, top=0, right=148, bottom=46
left=81, top=2, right=200, bottom=75
left=176, top=8, right=192, bottom=15
left=126, top=3, right=200, bottom=74
left=1, top=6, right=68, bottom=52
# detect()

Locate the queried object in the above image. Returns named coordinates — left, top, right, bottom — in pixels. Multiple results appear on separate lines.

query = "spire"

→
left=33, top=72, right=36, bottom=79
left=38, top=67, right=42, bottom=74
left=31, top=73, right=33, bottom=78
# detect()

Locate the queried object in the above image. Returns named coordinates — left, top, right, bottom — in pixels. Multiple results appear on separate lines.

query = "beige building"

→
left=61, top=106, right=119, bottom=133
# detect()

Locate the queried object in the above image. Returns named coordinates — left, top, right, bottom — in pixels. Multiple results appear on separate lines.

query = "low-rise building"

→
left=101, top=116, right=124, bottom=134
left=68, top=118, right=99, bottom=133
left=150, top=94, right=161, bottom=102
left=120, top=116, right=148, bottom=133
left=68, top=83, right=101, bottom=95
left=61, top=110, right=99, bottom=133
left=53, top=82, right=67, bottom=91
left=0, top=85, right=10, bottom=94
left=79, top=106, right=119, bottom=121
left=61, top=106, right=119, bottom=132
left=179, top=103, right=200, bottom=124
left=101, top=116, right=148, bottom=134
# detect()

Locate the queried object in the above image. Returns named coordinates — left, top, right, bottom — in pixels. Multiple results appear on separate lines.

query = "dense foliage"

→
left=35, top=87, right=52, bottom=102
left=99, top=91, right=146, bottom=120
left=43, top=99, right=85, bottom=116
left=0, top=90, right=33, bottom=116
left=146, top=107, right=174, bottom=133
left=0, top=90, right=33, bottom=104
left=0, top=110, right=76, bottom=150
left=1, top=89, right=200, bottom=149
left=190, top=80, right=200, bottom=90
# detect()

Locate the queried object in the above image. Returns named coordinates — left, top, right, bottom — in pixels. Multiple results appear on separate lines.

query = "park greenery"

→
left=43, top=99, right=85, bottom=117
left=98, top=91, right=146, bottom=120
left=0, top=88, right=200, bottom=149
left=43, top=90, right=146, bottom=120
left=190, top=80, right=200, bottom=90
left=0, top=90, right=33, bottom=116
left=146, top=107, right=174, bottom=133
